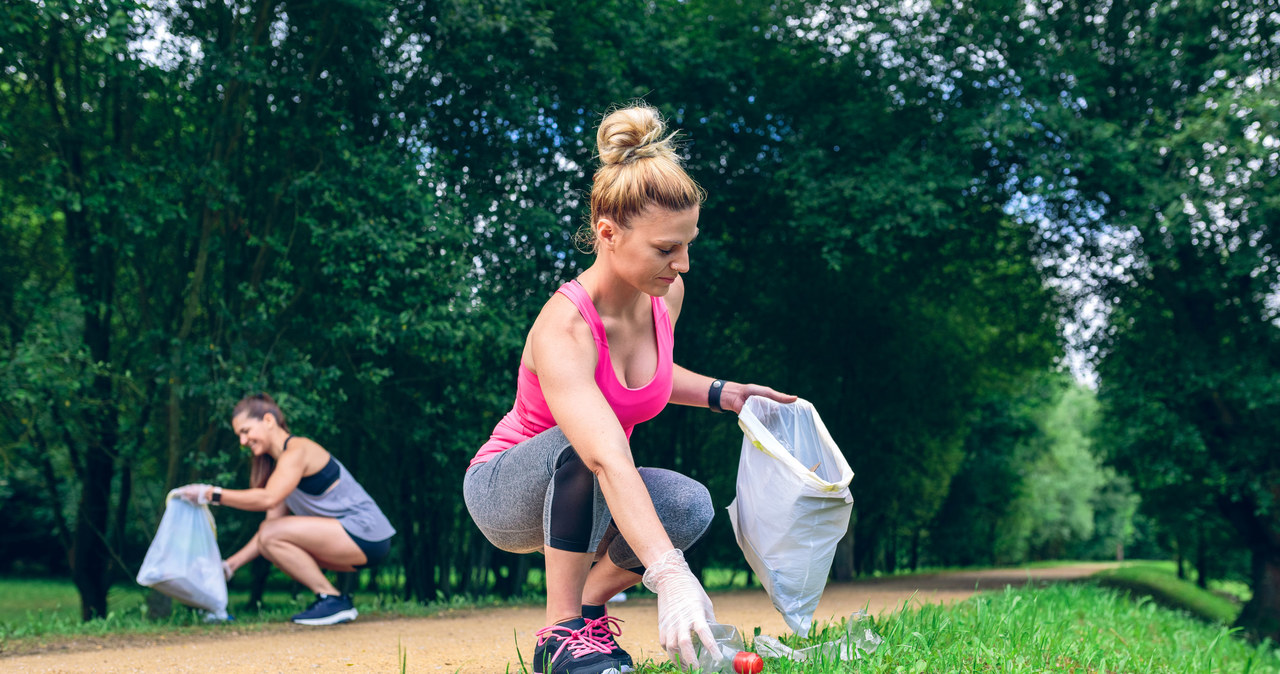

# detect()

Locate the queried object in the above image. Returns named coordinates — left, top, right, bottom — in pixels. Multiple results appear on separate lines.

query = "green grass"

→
left=0, top=576, right=539, bottom=648
left=1094, top=561, right=1244, bottom=625
left=0, top=578, right=140, bottom=623
left=7, top=565, right=1279, bottom=673
left=616, top=582, right=1278, bottom=673
left=0, top=579, right=153, bottom=634
left=617, top=562, right=1278, bottom=674
left=836, top=583, right=1274, bottom=673
left=0, top=579, right=289, bottom=643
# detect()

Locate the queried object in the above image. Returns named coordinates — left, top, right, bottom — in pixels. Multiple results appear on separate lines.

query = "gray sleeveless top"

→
left=284, top=457, right=396, bottom=542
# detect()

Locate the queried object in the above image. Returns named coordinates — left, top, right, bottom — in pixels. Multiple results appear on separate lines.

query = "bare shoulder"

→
left=527, top=292, right=596, bottom=377
left=282, top=436, right=331, bottom=470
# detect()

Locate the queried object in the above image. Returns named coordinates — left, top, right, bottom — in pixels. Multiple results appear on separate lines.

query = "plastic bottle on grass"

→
left=847, top=609, right=883, bottom=657
left=752, top=610, right=883, bottom=663
left=673, top=622, right=745, bottom=673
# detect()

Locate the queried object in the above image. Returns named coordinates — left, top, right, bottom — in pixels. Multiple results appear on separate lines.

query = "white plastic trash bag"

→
left=728, top=396, right=854, bottom=637
left=136, top=493, right=229, bottom=619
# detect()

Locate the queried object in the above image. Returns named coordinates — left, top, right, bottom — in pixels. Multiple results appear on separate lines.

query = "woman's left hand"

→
left=723, top=383, right=797, bottom=414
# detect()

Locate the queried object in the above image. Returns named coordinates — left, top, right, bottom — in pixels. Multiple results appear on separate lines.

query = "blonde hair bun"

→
left=596, top=106, right=678, bottom=166
left=581, top=101, right=705, bottom=252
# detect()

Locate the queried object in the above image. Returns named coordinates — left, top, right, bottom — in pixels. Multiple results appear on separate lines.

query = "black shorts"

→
left=345, top=530, right=392, bottom=569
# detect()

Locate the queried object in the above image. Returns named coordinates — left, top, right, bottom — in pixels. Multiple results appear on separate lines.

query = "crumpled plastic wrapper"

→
left=753, top=610, right=883, bottom=662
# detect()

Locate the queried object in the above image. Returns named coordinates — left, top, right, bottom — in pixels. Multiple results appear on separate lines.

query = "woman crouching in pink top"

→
left=463, top=103, right=795, bottom=674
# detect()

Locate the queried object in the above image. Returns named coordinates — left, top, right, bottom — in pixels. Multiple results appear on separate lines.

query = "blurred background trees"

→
left=1, top=0, right=1275, bottom=638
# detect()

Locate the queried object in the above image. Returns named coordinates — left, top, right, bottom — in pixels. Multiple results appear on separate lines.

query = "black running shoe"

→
left=291, top=593, right=358, bottom=625
left=533, top=617, right=630, bottom=674
left=581, top=605, right=634, bottom=671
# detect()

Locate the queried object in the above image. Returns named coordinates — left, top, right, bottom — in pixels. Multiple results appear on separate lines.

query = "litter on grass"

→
left=753, top=611, right=883, bottom=663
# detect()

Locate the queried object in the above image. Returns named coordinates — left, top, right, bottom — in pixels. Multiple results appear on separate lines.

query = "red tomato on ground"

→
left=733, top=651, right=764, bottom=674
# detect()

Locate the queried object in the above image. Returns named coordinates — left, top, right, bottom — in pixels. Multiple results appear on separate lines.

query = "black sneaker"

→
left=291, top=593, right=358, bottom=625
left=533, top=618, right=630, bottom=674
left=581, top=605, right=633, bottom=671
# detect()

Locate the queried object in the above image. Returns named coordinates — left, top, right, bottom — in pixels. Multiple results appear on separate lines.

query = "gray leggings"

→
left=463, top=427, right=713, bottom=571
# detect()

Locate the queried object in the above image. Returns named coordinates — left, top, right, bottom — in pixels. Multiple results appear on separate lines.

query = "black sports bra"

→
left=283, top=435, right=340, bottom=495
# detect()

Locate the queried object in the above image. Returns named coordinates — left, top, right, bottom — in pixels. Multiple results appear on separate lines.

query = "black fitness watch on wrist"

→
left=708, top=379, right=725, bottom=413
left=211, top=486, right=222, bottom=505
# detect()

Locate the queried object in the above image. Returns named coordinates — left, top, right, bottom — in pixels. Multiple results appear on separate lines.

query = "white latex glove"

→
left=222, top=560, right=234, bottom=581
left=642, top=548, right=717, bottom=668
left=173, top=484, right=212, bottom=505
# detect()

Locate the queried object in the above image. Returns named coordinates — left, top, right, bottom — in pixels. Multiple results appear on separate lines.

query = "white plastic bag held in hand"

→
left=136, top=493, right=229, bottom=620
left=728, top=396, right=853, bottom=637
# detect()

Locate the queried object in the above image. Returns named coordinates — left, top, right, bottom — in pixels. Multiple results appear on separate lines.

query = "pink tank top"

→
left=470, top=280, right=675, bottom=468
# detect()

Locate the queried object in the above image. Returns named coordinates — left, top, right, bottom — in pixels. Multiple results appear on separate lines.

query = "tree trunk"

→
left=112, top=463, right=132, bottom=578
left=465, top=535, right=490, bottom=594
left=72, top=420, right=114, bottom=621
left=910, top=528, right=921, bottom=571
left=1195, top=525, right=1209, bottom=590
left=248, top=556, right=271, bottom=607
left=36, top=435, right=74, bottom=559
left=336, top=571, right=359, bottom=596
left=1175, top=538, right=1186, bottom=579
left=407, top=512, right=438, bottom=602
left=885, top=526, right=898, bottom=574
left=988, top=517, right=998, bottom=566
left=71, top=352, right=117, bottom=619
left=1235, top=546, right=1280, bottom=642
left=852, top=518, right=873, bottom=576
left=511, top=555, right=532, bottom=598
left=67, top=194, right=119, bottom=620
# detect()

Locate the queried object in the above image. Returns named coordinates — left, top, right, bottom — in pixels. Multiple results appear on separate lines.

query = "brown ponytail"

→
left=233, top=393, right=289, bottom=489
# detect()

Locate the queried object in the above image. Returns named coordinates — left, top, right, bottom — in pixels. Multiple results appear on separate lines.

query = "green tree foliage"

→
left=930, top=389, right=1044, bottom=567
left=1, top=0, right=163, bottom=618
left=755, top=1, right=1064, bottom=574
left=1022, top=383, right=1105, bottom=559
left=971, top=0, right=1280, bottom=639
left=931, top=377, right=1126, bottom=567
left=1078, top=467, right=1139, bottom=562
left=22, top=0, right=1274, bottom=632
left=1, top=0, right=482, bottom=614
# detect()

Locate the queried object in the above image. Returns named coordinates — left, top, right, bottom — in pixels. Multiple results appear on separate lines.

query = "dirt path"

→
left=5, top=564, right=1115, bottom=673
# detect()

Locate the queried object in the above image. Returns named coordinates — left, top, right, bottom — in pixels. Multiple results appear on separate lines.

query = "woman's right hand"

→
left=173, top=483, right=212, bottom=505
left=642, top=548, right=718, bottom=666
left=222, top=560, right=234, bottom=581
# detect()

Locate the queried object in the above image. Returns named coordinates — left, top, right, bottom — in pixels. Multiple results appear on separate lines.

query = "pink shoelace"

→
left=536, top=617, right=621, bottom=661
left=583, top=615, right=625, bottom=650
